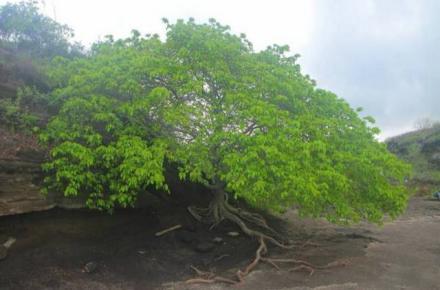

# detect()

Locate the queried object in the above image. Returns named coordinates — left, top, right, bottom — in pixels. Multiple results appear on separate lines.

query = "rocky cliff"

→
left=0, top=158, right=52, bottom=216
left=0, top=127, right=86, bottom=216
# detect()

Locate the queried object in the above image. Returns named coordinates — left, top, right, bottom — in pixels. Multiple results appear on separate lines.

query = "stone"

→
left=212, top=237, right=223, bottom=244
left=0, top=158, right=167, bottom=216
left=83, top=261, right=97, bottom=273
left=0, top=159, right=87, bottom=216
left=227, top=231, right=240, bottom=237
left=137, top=249, right=147, bottom=255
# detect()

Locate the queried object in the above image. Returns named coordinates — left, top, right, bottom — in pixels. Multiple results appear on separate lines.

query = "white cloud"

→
left=34, top=0, right=314, bottom=52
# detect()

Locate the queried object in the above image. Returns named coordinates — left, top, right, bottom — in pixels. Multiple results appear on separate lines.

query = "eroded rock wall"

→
left=0, top=157, right=90, bottom=216
left=0, top=158, right=53, bottom=216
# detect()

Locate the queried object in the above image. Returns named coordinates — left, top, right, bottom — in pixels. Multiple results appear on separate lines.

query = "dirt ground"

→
left=0, top=197, right=439, bottom=290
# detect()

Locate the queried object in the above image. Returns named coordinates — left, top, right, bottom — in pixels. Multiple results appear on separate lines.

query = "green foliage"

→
left=0, top=86, right=43, bottom=131
left=0, top=1, right=82, bottom=58
left=42, top=19, right=411, bottom=222
left=0, top=1, right=83, bottom=132
left=387, top=125, right=440, bottom=194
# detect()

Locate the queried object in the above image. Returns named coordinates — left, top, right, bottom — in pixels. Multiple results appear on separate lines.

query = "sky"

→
left=2, top=0, right=438, bottom=139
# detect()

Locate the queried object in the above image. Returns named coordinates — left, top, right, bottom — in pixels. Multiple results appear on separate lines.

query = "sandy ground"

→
left=242, top=198, right=440, bottom=290
left=175, top=197, right=440, bottom=290
left=0, top=197, right=439, bottom=290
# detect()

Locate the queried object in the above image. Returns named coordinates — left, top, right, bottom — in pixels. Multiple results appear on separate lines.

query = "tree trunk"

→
left=188, top=184, right=291, bottom=248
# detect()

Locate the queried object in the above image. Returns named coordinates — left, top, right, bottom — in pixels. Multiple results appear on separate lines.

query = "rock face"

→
left=0, top=158, right=86, bottom=216
left=0, top=159, right=52, bottom=216
left=0, top=155, right=175, bottom=216
left=0, top=128, right=211, bottom=217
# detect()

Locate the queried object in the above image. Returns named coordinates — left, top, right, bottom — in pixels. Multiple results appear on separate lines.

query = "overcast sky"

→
left=2, top=0, right=438, bottom=138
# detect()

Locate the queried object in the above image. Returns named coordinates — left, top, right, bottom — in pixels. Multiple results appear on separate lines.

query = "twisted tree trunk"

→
left=188, top=184, right=291, bottom=248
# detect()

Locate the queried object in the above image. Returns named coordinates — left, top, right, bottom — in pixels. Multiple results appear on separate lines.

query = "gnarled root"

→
left=262, top=257, right=350, bottom=276
left=236, top=236, right=267, bottom=283
left=185, top=237, right=268, bottom=285
left=185, top=266, right=236, bottom=285
left=186, top=188, right=343, bottom=285
left=185, top=236, right=344, bottom=285
left=187, top=188, right=291, bottom=248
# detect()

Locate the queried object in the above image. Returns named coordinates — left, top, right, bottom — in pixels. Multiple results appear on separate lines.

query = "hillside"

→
left=386, top=125, right=440, bottom=194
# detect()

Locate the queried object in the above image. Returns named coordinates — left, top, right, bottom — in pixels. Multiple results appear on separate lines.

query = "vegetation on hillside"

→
left=387, top=123, right=440, bottom=194
left=0, top=1, right=82, bottom=58
left=0, top=1, right=82, bottom=133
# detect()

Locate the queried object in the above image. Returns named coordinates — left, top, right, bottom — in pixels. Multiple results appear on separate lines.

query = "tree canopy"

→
left=40, top=19, right=411, bottom=228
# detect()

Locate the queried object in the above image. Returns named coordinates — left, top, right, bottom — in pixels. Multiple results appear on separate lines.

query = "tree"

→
left=414, top=117, right=439, bottom=130
left=0, top=1, right=82, bottom=58
left=0, top=1, right=83, bottom=132
left=41, top=19, right=411, bottom=249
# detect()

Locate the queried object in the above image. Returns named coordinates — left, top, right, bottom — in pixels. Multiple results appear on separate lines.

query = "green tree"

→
left=0, top=1, right=83, bottom=132
left=41, top=19, right=411, bottom=246
left=0, top=0, right=82, bottom=58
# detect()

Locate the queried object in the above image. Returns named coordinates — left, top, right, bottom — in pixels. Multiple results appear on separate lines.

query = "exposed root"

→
left=185, top=266, right=236, bottom=285
left=185, top=278, right=233, bottom=285
left=185, top=237, right=269, bottom=285
left=290, top=265, right=315, bottom=275
left=213, top=254, right=230, bottom=262
left=262, top=257, right=349, bottom=276
left=185, top=188, right=345, bottom=285
left=236, top=236, right=267, bottom=283
left=297, top=239, right=321, bottom=249
left=187, top=188, right=292, bottom=249
left=185, top=235, right=346, bottom=285
left=225, top=203, right=282, bottom=240
left=262, top=258, right=315, bottom=269
left=261, top=257, right=316, bottom=276
left=155, top=224, right=182, bottom=237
